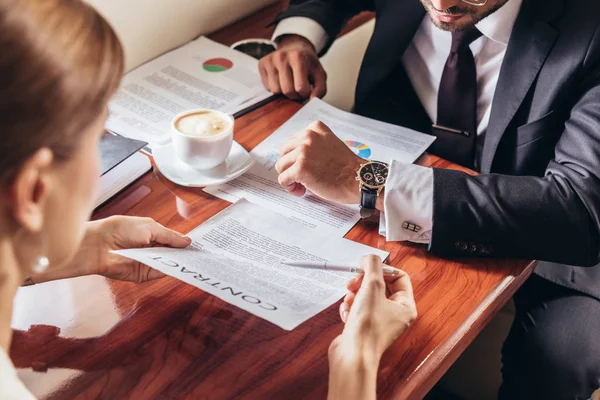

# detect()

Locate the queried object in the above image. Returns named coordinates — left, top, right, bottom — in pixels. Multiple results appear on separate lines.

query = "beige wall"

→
left=86, top=0, right=278, bottom=72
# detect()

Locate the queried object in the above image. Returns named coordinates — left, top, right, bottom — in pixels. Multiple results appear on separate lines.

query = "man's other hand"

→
left=258, top=34, right=327, bottom=100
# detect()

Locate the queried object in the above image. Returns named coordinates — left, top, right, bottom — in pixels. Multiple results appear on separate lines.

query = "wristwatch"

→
left=355, top=161, right=389, bottom=218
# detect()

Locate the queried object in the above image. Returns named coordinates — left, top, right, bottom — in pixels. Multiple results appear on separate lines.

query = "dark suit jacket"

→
left=274, top=0, right=600, bottom=301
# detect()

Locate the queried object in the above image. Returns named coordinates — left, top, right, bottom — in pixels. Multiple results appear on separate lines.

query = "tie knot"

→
left=451, top=27, right=482, bottom=52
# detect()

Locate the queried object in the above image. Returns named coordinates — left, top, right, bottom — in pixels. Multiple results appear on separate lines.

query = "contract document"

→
left=204, top=98, right=435, bottom=236
left=114, top=200, right=388, bottom=330
left=105, top=37, right=272, bottom=146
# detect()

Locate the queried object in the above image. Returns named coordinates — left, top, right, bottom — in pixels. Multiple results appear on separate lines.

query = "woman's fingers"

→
left=360, top=255, right=385, bottom=296
left=346, top=274, right=363, bottom=291
left=147, top=219, right=191, bottom=248
left=386, top=270, right=414, bottom=301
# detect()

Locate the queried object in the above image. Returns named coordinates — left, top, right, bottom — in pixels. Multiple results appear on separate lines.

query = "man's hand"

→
left=258, top=34, right=327, bottom=100
left=276, top=120, right=364, bottom=203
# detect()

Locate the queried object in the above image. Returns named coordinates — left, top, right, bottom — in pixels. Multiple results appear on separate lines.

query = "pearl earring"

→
left=32, top=255, right=49, bottom=274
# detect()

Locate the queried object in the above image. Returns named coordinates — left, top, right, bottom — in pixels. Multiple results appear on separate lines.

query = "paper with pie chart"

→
left=105, top=37, right=271, bottom=146
left=205, top=98, right=435, bottom=237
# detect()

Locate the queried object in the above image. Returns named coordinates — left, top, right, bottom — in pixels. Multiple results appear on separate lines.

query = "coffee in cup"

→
left=175, top=110, right=231, bottom=137
left=171, top=109, right=234, bottom=170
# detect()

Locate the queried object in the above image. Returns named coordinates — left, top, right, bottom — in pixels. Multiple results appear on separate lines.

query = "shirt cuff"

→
left=380, top=160, right=433, bottom=243
left=272, top=17, right=330, bottom=54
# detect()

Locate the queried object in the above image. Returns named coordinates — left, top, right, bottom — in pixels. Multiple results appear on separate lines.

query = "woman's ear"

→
left=8, top=148, right=54, bottom=233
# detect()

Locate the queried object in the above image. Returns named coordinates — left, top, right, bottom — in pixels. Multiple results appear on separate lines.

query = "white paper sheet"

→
left=204, top=98, right=436, bottom=236
left=105, top=37, right=271, bottom=146
left=113, top=200, right=388, bottom=330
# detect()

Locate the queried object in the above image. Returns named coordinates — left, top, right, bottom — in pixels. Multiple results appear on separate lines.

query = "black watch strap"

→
left=360, top=189, right=377, bottom=209
left=360, top=188, right=377, bottom=218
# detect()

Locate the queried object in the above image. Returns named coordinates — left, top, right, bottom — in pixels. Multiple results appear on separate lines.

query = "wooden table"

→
left=9, top=4, right=535, bottom=400
left=9, top=96, right=535, bottom=399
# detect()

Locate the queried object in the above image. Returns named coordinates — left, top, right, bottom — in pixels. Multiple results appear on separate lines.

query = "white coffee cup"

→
left=171, top=109, right=234, bottom=170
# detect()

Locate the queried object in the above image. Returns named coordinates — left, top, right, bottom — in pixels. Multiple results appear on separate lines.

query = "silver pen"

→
left=281, top=261, right=401, bottom=276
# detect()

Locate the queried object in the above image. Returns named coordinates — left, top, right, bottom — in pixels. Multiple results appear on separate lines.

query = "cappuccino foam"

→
left=176, top=111, right=230, bottom=137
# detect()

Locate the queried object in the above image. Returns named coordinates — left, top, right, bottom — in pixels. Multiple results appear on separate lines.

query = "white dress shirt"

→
left=273, top=0, right=522, bottom=242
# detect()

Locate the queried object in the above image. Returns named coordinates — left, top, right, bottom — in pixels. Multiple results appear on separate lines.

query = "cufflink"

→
left=402, top=221, right=421, bottom=233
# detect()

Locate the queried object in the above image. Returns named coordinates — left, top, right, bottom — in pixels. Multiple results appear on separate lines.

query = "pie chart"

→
left=203, top=58, right=234, bottom=72
left=345, top=140, right=372, bottom=159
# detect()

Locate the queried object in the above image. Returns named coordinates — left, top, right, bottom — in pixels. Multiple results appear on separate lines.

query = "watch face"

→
left=360, top=162, right=389, bottom=188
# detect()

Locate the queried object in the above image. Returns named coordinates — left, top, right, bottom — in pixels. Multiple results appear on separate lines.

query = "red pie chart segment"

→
left=203, top=58, right=234, bottom=72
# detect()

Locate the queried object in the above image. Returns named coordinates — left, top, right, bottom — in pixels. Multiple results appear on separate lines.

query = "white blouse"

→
left=0, top=348, right=35, bottom=399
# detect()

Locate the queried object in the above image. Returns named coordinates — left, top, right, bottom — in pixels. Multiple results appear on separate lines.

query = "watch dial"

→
left=360, top=162, right=389, bottom=187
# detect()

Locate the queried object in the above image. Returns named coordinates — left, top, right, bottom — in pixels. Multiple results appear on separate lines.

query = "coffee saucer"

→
left=153, top=141, right=253, bottom=187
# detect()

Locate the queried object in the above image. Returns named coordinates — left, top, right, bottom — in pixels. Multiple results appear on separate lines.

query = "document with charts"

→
left=105, top=37, right=271, bottom=146
left=113, top=200, right=389, bottom=331
left=204, top=98, right=436, bottom=237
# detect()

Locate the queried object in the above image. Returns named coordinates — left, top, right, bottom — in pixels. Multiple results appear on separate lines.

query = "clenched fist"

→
left=275, top=120, right=363, bottom=204
left=259, top=34, right=327, bottom=100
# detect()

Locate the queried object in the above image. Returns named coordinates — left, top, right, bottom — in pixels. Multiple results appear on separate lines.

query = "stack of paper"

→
left=96, top=134, right=151, bottom=208
left=205, top=98, right=436, bottom=236
left=105, top=37, right=272, bottom=147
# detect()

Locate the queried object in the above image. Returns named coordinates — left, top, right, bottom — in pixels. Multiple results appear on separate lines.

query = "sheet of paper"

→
left=113, top=200, right=389, bottom=331
left=204, top=98, right=436, bottom=236
left=105, top=37, right=271, bottom=146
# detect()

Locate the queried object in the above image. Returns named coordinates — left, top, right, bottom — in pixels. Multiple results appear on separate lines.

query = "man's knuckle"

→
left=311, top=120, right=325, bottom=130
left=299, top=143, right=311, bottom=153
left=303, top=128, right=316, bottom=140
left=274, top=51, right=287, bottom=64
left=288, top=50, right=298, bottom=60
left=296, top=83, right=310, bottom=94
left=296, top=156, right=308, bottom=170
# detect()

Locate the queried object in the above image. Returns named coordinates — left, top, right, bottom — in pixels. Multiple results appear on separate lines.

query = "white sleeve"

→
left=379, top=160, right=434, bottom=243
left=272, top=17, right=330, bottom=54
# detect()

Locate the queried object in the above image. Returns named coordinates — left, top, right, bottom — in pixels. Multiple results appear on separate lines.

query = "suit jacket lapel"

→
left=480, top=0, right=562, bottom=172
left=355, top=0, right=425, bottom=103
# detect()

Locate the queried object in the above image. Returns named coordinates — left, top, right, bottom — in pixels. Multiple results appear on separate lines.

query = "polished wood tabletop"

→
left=9, top=4, right=535, bottom=400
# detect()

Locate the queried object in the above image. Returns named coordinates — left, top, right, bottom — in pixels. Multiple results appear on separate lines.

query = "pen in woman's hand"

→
left=281, top=260, right=400, bottom=276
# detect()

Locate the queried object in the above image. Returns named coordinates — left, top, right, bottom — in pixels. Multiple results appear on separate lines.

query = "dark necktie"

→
left=432, top=27, right=482, bottom=168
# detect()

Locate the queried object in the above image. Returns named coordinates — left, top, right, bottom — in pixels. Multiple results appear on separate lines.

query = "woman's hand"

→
left=85, top=216, right=192, bottom=282
left=327, top=255, right=417, bottom=400
left=338, top=255, right=417, bottom=357
left=29, top=216, right=191, bottom=284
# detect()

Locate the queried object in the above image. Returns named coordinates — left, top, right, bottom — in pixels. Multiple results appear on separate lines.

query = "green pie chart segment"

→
left=203, top=58, right=234, bottom=72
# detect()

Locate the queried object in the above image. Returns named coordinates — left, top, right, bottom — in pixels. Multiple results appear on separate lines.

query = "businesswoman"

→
left=0, top=0, right=417, bottom=398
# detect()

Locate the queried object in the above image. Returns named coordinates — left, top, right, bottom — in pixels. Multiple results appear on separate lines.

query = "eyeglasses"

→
left=461, top=0, right=488, bottom=5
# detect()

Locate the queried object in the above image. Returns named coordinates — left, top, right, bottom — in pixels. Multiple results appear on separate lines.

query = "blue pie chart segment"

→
left=344, top=140, right=372, bottom=159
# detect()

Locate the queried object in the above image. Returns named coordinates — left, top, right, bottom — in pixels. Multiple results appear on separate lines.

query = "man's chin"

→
left=429, top=12, right=476, bottom=32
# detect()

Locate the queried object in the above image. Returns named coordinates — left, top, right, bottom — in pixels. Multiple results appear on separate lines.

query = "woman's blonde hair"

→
left=0, top=0, right=124, bottom=184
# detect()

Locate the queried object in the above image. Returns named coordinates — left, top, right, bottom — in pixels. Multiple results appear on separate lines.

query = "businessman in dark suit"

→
left=259, top=0, right=600, bottom=398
